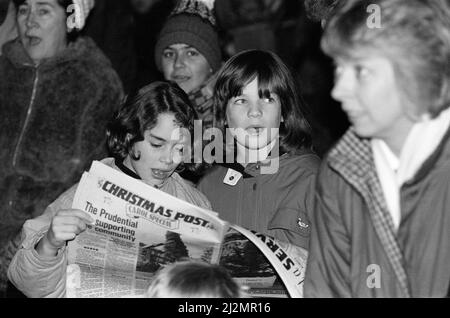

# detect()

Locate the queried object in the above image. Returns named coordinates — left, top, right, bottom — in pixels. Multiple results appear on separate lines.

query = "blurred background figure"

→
left=0, top=0, right=17, bottom=54
left=0, top=0, right=123, bottom=297
left=298, top=0, right=348, bottom=156
left=146, top=261, right=246, bottom=298
left=130, top=0, right=176, bottom=90
left=214, top=0, right=285, bottom=56
left=81, top=0, right=136, bottom=94
left=303, top=0, right=339, bottom=26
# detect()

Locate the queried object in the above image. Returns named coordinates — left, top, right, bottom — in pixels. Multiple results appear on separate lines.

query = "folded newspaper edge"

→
left=230, top=224, right=305, bottom=298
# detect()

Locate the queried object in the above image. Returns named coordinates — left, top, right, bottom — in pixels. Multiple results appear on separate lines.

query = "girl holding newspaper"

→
left=198, top=50, right=320, bottom=252
left=7, top=81, right=211, bottom=298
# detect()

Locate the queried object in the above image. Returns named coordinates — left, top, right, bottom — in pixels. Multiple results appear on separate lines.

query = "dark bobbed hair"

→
left=107, top=81, right=199, bottom=171
left=322, top=0, right=450, bottom=118
left=147, top=261, right=244, bottom=298
left=13, top=0, right=80, bottom=41
left=213, top=49, right=313, bottom=154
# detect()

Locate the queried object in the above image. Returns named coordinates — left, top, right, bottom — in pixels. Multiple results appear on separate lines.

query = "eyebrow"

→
left=19, top=2, right=56, bottom=10
left=149, top=133, right=166, bottom=142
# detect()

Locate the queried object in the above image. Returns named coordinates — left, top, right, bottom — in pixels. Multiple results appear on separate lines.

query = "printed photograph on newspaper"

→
left=220, top=228, right=288, bottom=298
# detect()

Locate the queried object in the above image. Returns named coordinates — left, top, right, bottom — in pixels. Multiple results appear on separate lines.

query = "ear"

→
left=125, top=133, right=134, bottom=144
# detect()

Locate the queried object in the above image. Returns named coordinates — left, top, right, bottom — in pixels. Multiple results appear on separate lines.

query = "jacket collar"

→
left=220, top=147, right=314, bottom=178
left=327, top=127, right=373, bottom=183
left=329, top=123, right=450, bottom=188
left=113, top=158, right=171, bottom=190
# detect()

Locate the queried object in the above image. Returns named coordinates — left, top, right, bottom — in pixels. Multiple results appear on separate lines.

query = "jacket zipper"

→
left=12, top=67, right=39, bottom=168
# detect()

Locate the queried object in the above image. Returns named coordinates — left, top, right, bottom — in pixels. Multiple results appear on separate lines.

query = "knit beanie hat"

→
left=155, top=0, right=222, bottom=73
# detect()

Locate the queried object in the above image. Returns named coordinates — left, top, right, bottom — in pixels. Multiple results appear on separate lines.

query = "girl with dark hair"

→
left=7, top=82, right=211, bottom=298
left=198, top=50, right=320, bottom=251
left=305, top=0, right=450, bottom=297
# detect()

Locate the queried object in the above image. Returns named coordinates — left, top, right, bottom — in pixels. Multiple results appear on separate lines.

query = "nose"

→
left=331, top=67, right=355, bottom=102
left=25, top=11, right=38, bottom=29
left=159, top=147, right=174, bottom=165
left=174, top=52, right=186, bottom=69
left=247, top=101, right=263, bottom=118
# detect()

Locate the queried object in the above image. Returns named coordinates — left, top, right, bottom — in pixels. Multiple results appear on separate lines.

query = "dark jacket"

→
left=0, top=36, right=123, bottom=294
left=198, top=151, right=320, bottom=250
left=305, top=128, right=450, bottom=298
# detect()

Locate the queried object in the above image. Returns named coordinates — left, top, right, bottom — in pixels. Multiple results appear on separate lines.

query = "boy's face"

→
left=332, top=55, right=415, bottom=147
left=226, top=77, right=282, bottom=150
left=161, top=43, right=212, bottom=94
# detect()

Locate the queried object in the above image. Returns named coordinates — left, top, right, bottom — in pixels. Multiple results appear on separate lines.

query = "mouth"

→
left=171, top=75, right=191, bottom=83
left=245, top=126, right=266, bottom=136
left=25, top=35, right=41, bottom=46
left=151, top=169, right=172, bottom=180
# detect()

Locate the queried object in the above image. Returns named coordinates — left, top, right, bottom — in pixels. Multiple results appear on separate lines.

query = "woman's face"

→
left=161, top=43, right=212, bottom=94
left=226, top=77, right=282, bottom=150
left=16, top=0, right=67, bottom=64
left=332, top=55, right=415, bottom=150
left=124, top=113, right=187, bottom=187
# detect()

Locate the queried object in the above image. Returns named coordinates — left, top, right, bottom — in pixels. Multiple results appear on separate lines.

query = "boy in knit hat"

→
left=155, top=0, right=222, bottom=131
left=155, top=0, right=223, bottom=183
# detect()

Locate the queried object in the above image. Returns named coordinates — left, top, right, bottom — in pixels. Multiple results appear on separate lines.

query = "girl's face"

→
left=226, top=78, right=282, bottom=150
left=16, top=0, right=67, bottom=65
left=124, top=113, right=186, bottom=187
left=161, top=43, right=212, bottom=94
left=332, top=55, right=415, bottom=151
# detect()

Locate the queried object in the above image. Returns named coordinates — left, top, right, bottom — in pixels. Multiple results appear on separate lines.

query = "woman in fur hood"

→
left=0, top=0, right=123, bottom=296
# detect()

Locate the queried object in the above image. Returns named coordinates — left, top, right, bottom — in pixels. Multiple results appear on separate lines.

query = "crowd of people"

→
left=1, top=0, right=449, bottom=298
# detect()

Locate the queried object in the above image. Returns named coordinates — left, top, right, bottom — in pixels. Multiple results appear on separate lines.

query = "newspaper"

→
left=66, top=161, right=307, bottom=298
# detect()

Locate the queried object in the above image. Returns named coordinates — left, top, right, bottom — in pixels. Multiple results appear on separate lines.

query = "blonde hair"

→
left=146, top=261, right=245, bottom=298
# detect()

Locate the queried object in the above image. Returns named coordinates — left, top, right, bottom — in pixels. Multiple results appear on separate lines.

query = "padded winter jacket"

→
left=305, top=128, right=450, bottom=297
left=198, top=150, right=320, bottom=250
